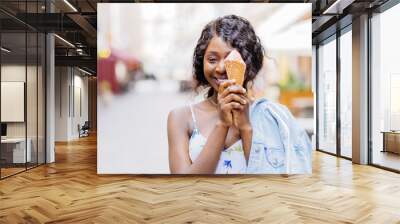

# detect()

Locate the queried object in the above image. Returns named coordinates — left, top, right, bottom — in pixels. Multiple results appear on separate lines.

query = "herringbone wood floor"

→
left=1, top=134, right=400, bottom=223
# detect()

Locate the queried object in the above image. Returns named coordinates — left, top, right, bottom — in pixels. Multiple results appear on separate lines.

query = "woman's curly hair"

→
left=193, top=14, right=265, bottom=98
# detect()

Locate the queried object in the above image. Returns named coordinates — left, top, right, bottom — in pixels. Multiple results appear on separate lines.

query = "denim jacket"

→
left=246, top=98, right=312, bottom=174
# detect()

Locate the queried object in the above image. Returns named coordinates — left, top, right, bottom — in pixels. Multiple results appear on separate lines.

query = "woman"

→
left=167, top=15, right=312, bottom=174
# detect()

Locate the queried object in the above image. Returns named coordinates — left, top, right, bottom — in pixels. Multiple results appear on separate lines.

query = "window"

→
left=371, top=3, right=400, bottom=171
left=317, top=37, right=337, bottom=154
left=339, top=29, right=352, bottom=158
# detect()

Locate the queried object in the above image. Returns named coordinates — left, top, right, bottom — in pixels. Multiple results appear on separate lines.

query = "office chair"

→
left=79, top=121, right=90, bottom=138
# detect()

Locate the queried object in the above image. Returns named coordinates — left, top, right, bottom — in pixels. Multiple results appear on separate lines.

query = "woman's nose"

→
left=215, top=60, right=226, bottom=74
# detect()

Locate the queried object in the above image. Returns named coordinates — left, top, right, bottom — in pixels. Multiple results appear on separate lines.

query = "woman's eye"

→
left=208, top=58, right=217, bottom=64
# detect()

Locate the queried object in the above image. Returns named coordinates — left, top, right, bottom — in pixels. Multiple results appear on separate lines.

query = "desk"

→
left=381, top=131, right=400, bottom=154
left=1, top=138, right=31, bottom=163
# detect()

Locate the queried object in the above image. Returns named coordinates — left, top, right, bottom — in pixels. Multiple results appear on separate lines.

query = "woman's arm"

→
left=168, top=81, right=245, bottom=174
left=221, top=84, right=253, bottom=164
left=168, top=108, right=229, bottom=174
left=239, top=126, right=252, bottom=164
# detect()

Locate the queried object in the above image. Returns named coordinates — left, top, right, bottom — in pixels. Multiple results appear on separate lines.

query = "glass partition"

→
left=0, top=1, right=46, bottom=179
left=1, top=30, right=28, bottom=177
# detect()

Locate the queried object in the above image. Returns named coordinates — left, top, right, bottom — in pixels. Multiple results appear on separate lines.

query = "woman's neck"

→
left=207, top=93, right=218, bottom=107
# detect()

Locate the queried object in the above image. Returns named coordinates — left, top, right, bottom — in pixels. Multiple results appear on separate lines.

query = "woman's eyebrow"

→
left=205, top=51, right=219, bottom=56
left=206, top=50, right=231, bottom=57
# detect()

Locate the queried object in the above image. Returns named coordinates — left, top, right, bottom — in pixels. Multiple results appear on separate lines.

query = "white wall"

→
left=1, top=66, right=26, bottom=140
left=55, top=67, right=89, bottom=141
left=1, top=64, right=46, bottom=163
left=72, top=74, right=89, bottom=138
left=1, top=65, right=35, bottom=137
left=55, top=67, right=68, bottom=141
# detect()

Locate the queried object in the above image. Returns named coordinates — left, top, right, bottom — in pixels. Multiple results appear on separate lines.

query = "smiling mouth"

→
left=213, top=75, right=228, bottom=85
left=213, top=77, right=227, bottom=86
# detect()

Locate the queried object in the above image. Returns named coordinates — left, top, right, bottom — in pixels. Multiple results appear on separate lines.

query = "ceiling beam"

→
left=66, top=13, right=97, bottom=46
left=55, top=55, right=96, bottom=70
left=323, top=0, right=356, bottom=15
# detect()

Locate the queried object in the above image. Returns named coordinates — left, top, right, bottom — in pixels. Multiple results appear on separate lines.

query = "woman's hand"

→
left=232, top=88, right=251, bottom=131
left=217, top=80, right=251, bottom=130
left=216, top=80, right=237, bottom=127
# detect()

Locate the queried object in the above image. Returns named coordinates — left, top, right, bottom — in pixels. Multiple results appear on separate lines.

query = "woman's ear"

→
left=245, top=80, right=253, bottom=90
left=246, top=80, right=256, bottom=100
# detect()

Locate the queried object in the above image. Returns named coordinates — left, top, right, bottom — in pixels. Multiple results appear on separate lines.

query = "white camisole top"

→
left=188, top=104, right=247, bottom=174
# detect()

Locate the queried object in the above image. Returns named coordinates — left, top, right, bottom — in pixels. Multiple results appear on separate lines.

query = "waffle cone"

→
left=225, top=60, right=246, bottom=86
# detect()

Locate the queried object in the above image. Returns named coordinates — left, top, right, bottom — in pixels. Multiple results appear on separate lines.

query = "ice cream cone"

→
left=225, top=60, right=246, bottom=86
left=224, top=50, right=246, bottom=86
left=223, top=50, right=247, bottom=128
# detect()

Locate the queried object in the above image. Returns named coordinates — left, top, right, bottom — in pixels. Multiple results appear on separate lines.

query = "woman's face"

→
left=203, top=36, right=234, bottom=92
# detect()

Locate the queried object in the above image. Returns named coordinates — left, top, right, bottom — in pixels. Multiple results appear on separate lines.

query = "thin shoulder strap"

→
left=189, top=103, right=198, bottom=131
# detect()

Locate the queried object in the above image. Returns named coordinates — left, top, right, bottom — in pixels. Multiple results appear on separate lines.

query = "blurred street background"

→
left=97, top=3, right=313, bottom=174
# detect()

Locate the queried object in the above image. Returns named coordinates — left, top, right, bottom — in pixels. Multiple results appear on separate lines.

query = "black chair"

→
left=79, top=121, right=90, bottom=138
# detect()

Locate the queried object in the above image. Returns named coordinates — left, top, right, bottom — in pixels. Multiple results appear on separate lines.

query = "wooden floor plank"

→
left=0, top=134, right=400, bottom=223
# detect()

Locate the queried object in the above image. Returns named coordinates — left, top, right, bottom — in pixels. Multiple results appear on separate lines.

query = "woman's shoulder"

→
left=168, top=100, right=207, bottom=117
left=168, top=105, right=191, bottom=122
left=251, top=97, right=307, bottom=137
left=251, top=97, right=292, bottom=119
left=167, top=105, right=192, bottom=130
